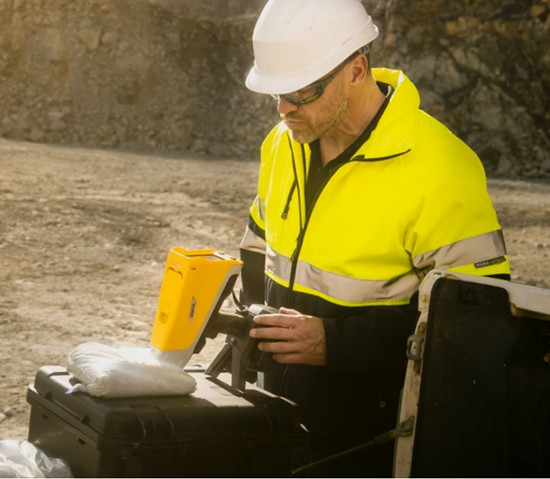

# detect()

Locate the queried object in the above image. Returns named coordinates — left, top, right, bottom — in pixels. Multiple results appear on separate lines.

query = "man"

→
left=240, top=0, right=511, bottom=476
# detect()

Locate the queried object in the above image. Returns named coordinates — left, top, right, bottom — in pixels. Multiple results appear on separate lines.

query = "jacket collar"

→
left=278, top=68, right=419, bottom=163
left=352, top=68, right=419, bottom=161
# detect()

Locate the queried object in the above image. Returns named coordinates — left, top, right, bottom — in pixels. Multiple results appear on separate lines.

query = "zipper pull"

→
left=282, top=204, right=290, bottom=220
left=281, top=179, right=297, bottom=220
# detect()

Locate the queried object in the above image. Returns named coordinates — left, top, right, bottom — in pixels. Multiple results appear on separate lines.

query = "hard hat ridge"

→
left=246, top=0, right=379, bottom=95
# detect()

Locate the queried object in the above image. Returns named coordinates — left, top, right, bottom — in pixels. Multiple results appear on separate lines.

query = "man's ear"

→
left=350, top=55, right=368, bottom=84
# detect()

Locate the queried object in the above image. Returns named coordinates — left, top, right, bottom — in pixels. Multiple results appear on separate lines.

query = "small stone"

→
left=78, top=29, right=101, bottom=51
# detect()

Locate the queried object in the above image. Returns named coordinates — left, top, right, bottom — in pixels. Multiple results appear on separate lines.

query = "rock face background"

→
left=373, top=0, right=550, bottom=178
left=0, top=0, right=548, bottom=177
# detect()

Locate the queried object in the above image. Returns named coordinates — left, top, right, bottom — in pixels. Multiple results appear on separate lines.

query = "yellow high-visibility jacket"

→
left=239, top=68, right=510, bottom=472
left=242, top=68, right=509, bottom=311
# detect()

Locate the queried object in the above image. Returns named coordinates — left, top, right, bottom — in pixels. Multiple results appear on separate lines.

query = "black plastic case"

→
left=27, top=366, right=307, bottom=477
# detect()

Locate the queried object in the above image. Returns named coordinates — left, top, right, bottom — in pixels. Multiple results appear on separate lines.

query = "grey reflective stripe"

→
left=266, top=245, right=418, bottom=304
left=294, top=264, right=419, bottom=303
left=266, top=245, right=293, bottom=280
left=413, top=230, right=507, bottom=273
left=265, top=230, right=506, bottom=305
left=256, top=196, right=265, bottom=222
left=240, top=226, right=266, bottom=254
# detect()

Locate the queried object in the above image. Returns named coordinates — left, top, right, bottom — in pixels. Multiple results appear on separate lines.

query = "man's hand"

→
left=249, top=307, right=327, bottom=366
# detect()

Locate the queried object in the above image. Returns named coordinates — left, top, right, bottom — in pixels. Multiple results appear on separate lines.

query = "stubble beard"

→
left=286, top=91, right=349, bottom=144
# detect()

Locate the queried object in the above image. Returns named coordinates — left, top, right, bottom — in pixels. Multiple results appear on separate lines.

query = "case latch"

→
left=406, top=321, right=426, bottom=374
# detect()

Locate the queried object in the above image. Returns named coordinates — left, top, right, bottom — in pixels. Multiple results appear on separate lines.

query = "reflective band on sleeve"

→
left=412, top=230, right=507, bottom=273
left=240, top=225, right=266, bottom=255
left=255, top=196, right=265, bottom=222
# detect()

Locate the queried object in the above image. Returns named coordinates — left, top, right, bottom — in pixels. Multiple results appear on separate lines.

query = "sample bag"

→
left=67, top=341, right=197, bottom=398
left=0, top=440, right=72, bottom=478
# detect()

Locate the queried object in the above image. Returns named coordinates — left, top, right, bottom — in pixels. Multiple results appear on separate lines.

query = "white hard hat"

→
left=246, top=0, right=379, bottom=95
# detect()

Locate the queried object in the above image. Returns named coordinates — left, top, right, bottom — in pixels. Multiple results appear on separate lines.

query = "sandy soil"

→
left=1, top=138, right=549, bottom=442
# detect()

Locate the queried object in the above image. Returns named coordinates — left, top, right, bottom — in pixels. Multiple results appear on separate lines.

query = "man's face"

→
left=276, top=66, right=350, bottom=144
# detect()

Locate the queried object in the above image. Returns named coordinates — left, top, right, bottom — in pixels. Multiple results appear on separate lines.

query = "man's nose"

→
left=277, top=97, right=299, bottom=116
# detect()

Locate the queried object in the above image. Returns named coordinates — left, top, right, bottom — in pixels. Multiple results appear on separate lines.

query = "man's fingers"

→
left=259, top=341, right=317, bottom=364
left=253, top=312, right=295, bottom=328
left=248, top=308, right=327, bottom=366
left=272, top=352, right=303, bottom=364
left=279, top=307, right=300, bottom=315
left=250, top=324, right=292, bottom=340
left=257, top=339, right=300, bottom=354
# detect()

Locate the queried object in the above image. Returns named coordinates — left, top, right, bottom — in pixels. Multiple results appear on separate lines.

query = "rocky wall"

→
left=373, top=0, right=550, bottom=177
left=0, top=0, right=548, bottom=177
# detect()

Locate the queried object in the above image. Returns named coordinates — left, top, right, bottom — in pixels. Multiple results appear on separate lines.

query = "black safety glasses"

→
left=271, top=53, right=358, bottom=106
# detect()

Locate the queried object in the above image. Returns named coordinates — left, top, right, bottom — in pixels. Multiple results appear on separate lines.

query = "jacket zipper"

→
left=281, top=180, right=296, bottom=220
left=285, top=152, right=349, bottom=306
left=282, top=100, right=412, bottom=305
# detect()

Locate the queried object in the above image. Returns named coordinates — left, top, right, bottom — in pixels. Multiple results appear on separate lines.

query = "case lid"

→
left=395, top=271, right=550, bottom=477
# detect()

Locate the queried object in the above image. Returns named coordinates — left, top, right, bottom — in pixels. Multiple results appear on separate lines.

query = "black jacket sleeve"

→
left=323, top=301, right=419, bottom=372
left=239, top=248, right=266, bottom=306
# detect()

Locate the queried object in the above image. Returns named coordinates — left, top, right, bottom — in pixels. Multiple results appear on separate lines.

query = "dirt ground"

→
left=1, top=138, right=549, bottom=443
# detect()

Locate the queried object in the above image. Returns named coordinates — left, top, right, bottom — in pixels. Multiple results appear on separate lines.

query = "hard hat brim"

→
left=245, top=66, right=311, bottom=96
